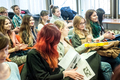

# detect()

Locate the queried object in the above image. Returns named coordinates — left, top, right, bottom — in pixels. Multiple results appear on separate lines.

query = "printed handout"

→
left=58, top=48, right=95, bottom=80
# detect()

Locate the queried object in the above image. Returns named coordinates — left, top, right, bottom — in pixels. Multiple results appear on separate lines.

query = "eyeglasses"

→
left=80, top=22, right=86, bottom=25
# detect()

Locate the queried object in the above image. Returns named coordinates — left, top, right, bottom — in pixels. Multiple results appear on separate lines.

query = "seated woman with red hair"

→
left=26, top=23, right=84, bottom=80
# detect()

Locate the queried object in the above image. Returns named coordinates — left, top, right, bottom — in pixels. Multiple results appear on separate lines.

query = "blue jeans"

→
left=101, top=62, right=112, bottom=80
left=101, top=56, right=120, bottom=70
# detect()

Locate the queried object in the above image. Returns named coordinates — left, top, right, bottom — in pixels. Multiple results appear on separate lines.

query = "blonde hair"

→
left=54, top=20, right=66, bottom=30
left=0, top=7, right=7, bottom=13
left=73, top=15, right=84, bottom=30
left=73, top=15, right=88, bottom=36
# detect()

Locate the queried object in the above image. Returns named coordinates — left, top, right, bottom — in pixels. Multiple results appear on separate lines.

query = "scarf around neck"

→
left=90, top=21, right=101, bottom=38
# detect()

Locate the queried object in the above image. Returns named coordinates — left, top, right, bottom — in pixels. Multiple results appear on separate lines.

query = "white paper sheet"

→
left=81, top=51, right=97, bottom=59
left=58, top=48, right=95, bottom=80
left=76, top=57, right=95, bottom=80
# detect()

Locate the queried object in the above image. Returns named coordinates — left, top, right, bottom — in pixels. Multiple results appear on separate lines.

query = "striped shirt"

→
left=12, top=14, right=24, bottom=28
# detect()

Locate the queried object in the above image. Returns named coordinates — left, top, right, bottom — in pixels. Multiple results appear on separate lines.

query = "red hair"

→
left=33, top=23, right=61, bottom=70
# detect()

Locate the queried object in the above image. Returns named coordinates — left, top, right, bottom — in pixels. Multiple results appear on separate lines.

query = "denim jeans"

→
left=101, top=62, right=112, bottom=80
left=101, top=56, right=120, bottom=70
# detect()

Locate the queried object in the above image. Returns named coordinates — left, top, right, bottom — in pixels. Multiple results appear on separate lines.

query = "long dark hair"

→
left=19, top=14, right=36, bottom=46
left=96, top=8, right=105, bottom=35
left=96, top=8, right=105, bottom=27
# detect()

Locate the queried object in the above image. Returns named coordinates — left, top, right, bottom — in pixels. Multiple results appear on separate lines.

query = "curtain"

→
left=119, top=0, right=120, bottom=14
left=16, top=0, right=46, bottom=14
left=80, top=0, right=110, bottom=17
left=0, top=0, right=15, bottom=12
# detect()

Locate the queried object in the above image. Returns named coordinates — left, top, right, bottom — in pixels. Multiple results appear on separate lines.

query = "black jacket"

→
left=26, top=49, right=63, bottom=80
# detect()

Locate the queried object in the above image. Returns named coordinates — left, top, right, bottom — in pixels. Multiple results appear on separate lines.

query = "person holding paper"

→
left=54, top=19, right=112, bottom=80
left=26, top=23, right=84, bottom=80
left=54, top=20, right=87, bottom=61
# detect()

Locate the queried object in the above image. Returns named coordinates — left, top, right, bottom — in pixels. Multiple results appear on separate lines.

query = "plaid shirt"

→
left=12, top=14, right=24, bottom=28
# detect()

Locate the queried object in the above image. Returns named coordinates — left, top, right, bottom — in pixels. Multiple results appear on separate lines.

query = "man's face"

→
left=14, top=6, right=21, bottom=14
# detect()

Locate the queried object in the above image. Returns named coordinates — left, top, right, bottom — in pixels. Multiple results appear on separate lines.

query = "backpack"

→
left=60, top=7, right=77, bottom=20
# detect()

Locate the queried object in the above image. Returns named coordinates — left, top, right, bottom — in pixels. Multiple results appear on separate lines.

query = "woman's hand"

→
left=15, top=44, right=28, bottom=50
left=19, top=44, right=28, bottom=50
left=13, top=27, right=20, bottom=32
left=14, top=45, right=21, bottom=51
left=87, top=35, right=92, bottom=43
left=63, top=68, right=84, bottom=80
left=108, top=31, right=115, bottom=40
left=109, top=31, right=115, bottom=35
left=94, top=39, right=100, bottom=43
left=103, top=32, right=115, bottom=40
